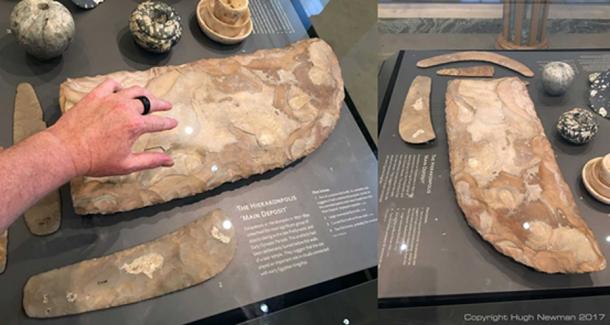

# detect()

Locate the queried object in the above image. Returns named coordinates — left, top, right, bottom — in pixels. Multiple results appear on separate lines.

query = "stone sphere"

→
left=10, top=0, right=75, bottom=61
left=542, top=61, right=575, bottom=96
left=557, top=108, right=598, bottom=144
left=129, top=1, right=182, bottom=53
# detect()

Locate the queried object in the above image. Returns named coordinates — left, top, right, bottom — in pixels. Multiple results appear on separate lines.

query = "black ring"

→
left=136, top=96, right=151, bottom=115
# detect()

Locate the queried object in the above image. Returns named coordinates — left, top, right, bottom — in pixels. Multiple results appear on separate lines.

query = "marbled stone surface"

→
left=446, top=77, right=606, bottom=273
left=23, top=209, right=235, bottom=318
left=59, top=39, right=344, bottom=215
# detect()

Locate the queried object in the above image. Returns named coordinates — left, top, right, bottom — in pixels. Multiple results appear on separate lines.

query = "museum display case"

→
left=0, top=0, right=377, bottom=323
left=378, top=28, right=610, bottom=325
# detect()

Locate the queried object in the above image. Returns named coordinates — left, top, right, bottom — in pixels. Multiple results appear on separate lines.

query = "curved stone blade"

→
left=436, top=65, right=494, bottom=78
left=59, top=38, right=344, bottom=215
left=0, top=230, right=6, bottom=274
left=14, top=83, right=61, bottom=235
left=446, top=77, right=605, bottom=273
left=399, top=76, right=435, bottom=144
left=23, top=209, right=236, bottom=318
left=417, top=51, right=534, bottom=78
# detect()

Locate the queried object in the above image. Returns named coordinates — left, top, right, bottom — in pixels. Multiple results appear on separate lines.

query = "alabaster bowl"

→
left=200, top=0, right=250, bottom=37
left=197, top=0, right=252, bottom=44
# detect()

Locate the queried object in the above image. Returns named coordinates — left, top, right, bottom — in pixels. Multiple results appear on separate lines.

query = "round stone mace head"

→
left=9, top=0, right=75, bottom=60
left=542, top=61, right=575, bottom=96
left=129, top=1, right=183, bottom=54
left=556, top=107, right=599, bottom=145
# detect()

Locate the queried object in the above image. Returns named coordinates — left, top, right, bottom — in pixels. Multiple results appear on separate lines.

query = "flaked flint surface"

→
left=436, top=65, right=494, bottom=78
left=60, top=39, right=344, bottom=215
left=23, top=209, right=236, bottom=318
left=446, top=77, right=606, bottom=273
left=398, top=76, right=435, bottom=144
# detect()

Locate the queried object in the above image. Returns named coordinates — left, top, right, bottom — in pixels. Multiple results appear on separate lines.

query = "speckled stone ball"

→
left=129, top=1, right=182, bottom=53
left=557, top=108, right=599, bottom=144
left=542, top=61, right=575, bottom=96
left=9, top=0, right=75, bottom=60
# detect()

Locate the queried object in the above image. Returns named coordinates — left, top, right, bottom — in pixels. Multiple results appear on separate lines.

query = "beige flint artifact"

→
left=0, top=230, right=6, bottom=274
left=417, top=51, right=534, bottom=77
left=436, top=65, right=495, bottom=78
left=60, top=39, right=344, bottom=215
left=14, top=83, right=61, bottom=235
left=398, top=76, right=435, bottom=144
left=23, top=209, right=236, bottom=318
left=445, top=77, right=605, bottom=273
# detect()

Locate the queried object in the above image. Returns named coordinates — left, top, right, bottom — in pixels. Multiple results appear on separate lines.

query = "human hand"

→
left=47, top=79, right=178, bottom=177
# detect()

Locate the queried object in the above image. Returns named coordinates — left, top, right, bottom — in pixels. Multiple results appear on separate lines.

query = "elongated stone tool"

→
left=418, top=51, right=534, bottom=78
left=23, top=209, right=236, bottom=318
left=399, top=76, right=435, bottom=144
left=446, top=77, right=605, bottom=273
left=14, top=83, right=61, bottom=235
left=436, top=65, right=494, bottom=78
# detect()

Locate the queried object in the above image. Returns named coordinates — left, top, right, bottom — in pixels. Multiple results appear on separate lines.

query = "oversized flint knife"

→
left=13, top=83, right=61, bottom=236
left=23, top=209, right=236, bottom=318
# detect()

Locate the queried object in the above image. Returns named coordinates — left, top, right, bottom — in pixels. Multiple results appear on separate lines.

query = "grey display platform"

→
left=378, top=50, right=610, bottom=303
left=0, top=1, right=377, bottom=323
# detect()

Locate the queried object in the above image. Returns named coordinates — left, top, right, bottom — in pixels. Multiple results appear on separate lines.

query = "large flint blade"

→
left=23, top=209, right=236, bottom=318
left=445, top=77, right=605, bottom=273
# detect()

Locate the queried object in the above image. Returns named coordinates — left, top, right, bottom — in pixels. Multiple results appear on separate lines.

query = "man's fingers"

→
left=124, top=152, right=174, bottom=173
left=117, top=86, right=173, bottom=113
left=138, top=115, right=178, bottom=134
left=88, top=79, right=122, bottom=99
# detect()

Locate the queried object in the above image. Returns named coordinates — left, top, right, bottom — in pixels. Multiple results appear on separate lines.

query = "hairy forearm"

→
left=0, top=130, right=77, bottom=232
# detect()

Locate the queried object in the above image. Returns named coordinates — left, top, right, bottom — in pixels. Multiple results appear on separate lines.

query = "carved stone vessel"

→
left=197, top=0, right=253, bottom=44
left=445, top=77, right=606, bottom=273
left=59, top=39, right=343, bottom=215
